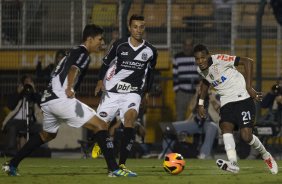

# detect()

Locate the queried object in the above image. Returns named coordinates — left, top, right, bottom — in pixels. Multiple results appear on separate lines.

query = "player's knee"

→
left=240, top=132, right=252, bottom=143
left=219, top=122, right=234, bottom=134
left=85, top=115, right=108, bottom=132
left=124, top=117, right=137, bottom=128
left=240, top=127, right=253, bottom=143
left=40, top=131, right=57, bottom=142
left=124, top=109, right=137, bottom=127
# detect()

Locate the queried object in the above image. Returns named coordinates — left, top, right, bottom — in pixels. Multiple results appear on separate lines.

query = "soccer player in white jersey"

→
left=193, top=44, right=278, bottom=174
left=94, top=14, right=158, bottom=174
left=2, top=24, right=136, bottom=177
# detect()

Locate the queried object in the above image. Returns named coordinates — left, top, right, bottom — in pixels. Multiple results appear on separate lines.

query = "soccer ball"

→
left=163, top=153, right=185, bottom=175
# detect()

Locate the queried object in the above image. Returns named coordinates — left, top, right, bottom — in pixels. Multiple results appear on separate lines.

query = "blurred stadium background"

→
left=0, top=0, right=281, bottom=154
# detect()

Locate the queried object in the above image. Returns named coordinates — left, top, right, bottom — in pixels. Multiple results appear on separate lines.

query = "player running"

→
left=193, top=44, right=278, bottom=174
left=2, top=24, right=136, bottom=177
left=93, top=14, right=158, bottom=175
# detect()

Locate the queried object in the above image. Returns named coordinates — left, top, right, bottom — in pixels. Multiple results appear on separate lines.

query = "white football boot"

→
left=216, top=159, right=240, bottom=174
left=263, top=154, right=278, bottom=174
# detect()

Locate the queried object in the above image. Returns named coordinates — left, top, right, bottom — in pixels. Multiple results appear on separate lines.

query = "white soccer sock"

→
left=223, top=133, right=237, bottom=163
left=248, top=134, right=269, bottom=159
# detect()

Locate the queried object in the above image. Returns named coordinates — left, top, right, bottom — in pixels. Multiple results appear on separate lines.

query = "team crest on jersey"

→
left=128, top=103, right=136, bottom=108
left=141, top=52, right=148, bottom=60
left=212, top=65, right=219, bottom=75
left=209, top=73, right=214, bottom=80
left=99, top=112, right=108, bottom=118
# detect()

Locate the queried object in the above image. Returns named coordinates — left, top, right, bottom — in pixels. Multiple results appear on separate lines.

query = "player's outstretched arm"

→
left=238, top=57, right=262, bottom=101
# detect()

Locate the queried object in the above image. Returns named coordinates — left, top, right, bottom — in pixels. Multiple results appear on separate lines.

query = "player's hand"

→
left=65, top=87, right=75, bottom=98
left=198, top=105, right=206, bottom=119
left=95, top=80, right=105, bottom=96
left=247, top=88, right=263, bottom=102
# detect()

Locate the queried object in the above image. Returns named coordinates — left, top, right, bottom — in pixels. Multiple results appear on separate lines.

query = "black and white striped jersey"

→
left=172, top=52, right=199, bottom=93
left=99, top=37, right=158, bottom=96
left=41, top=45, right=90, bottom=104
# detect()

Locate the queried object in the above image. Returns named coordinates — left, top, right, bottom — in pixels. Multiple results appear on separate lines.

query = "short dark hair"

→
left=82, top=24, right=104, bottom=42
left=193, top=44, right=209, bottom=55
left=129, top=14, right=144, bottom=26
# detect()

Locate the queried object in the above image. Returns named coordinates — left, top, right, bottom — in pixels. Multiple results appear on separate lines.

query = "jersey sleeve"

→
left=68, top=48, right=89, bottom=72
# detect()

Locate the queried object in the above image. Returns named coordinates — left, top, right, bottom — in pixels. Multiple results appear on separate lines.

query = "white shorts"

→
left=96, top=92, right=141, bottom=123
left=41, top=98, right=96, bottom=133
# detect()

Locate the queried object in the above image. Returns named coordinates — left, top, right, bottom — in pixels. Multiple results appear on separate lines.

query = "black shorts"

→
left=219, top=98, right=255, bottom=129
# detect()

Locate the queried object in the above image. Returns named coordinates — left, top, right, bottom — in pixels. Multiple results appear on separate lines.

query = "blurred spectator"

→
left=107, top=29, right=119, bottom=51
left=213, top=0, right=233, bottom=45
left=36, top=49, right=66, bottom=81
left=261, top=83, right=282, bottom=122
left=172, top=38, right=199, bottom=121
left=1, top=75, right=42, bottom=155
left=159, top=85, right=219, bottom=159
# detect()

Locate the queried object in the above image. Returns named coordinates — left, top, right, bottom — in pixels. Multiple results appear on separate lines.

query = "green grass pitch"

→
left=0, top=158, right=281, bottom=184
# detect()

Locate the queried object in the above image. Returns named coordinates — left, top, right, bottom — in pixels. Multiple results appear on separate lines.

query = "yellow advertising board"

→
left=0, top=49, right=170, bottom=70
left=0, top=50, right=105, bottom=70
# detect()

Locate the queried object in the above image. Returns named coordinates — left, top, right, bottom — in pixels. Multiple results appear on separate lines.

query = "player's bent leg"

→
left=246, top=133, right=278, bottom=174
left=240, top=127, right=253, bottom=143
left=83, top=115, right=108, bottom=133
left=123, top=109, right=138, bottom=128
left=216, top=159, right=240, bottom=174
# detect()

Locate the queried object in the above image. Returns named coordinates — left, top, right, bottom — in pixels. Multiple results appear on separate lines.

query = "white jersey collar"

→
left=128, top=37, right=145, bottom=51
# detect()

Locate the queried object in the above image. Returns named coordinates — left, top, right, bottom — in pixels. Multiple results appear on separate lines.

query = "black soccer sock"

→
left=9, top=133, right=45, bottom=168
left=95, top=130, right=119, bottom=171
left=119, top=127, right=135, bottom=165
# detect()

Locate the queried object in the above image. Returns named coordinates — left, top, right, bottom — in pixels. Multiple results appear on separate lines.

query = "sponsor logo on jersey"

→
left=211, top=75, right=227, bottom=87
left=121, top=51, right=128, bottom=56
left=116, top=81, right=138, bottom=93
left=130, top=87, right=138, bottom=91
left=106, top=65, right=116, bottom=81
left=128, top=103, right=136, bottom=108
left=121, top=61, right=145, bottom=69
left=216, top=54, right=235, bottom=62
left=117, top=81, right=132, bottom=93
left=99, top=112, right=108, bottom=117
left=243, top=121, right=250, bottom=125
left=141, top=52, right=148, bottom=60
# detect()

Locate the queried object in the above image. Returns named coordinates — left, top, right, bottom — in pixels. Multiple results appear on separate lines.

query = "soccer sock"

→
left=119, top=127, right=135, bottom=165
left=248, top=134, right=269, bottom=159
left=95, top=130, right=119, bottom=171
left=223, top=133, right=237, bottom=163
left=9, top=133, right=44, bottom=168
